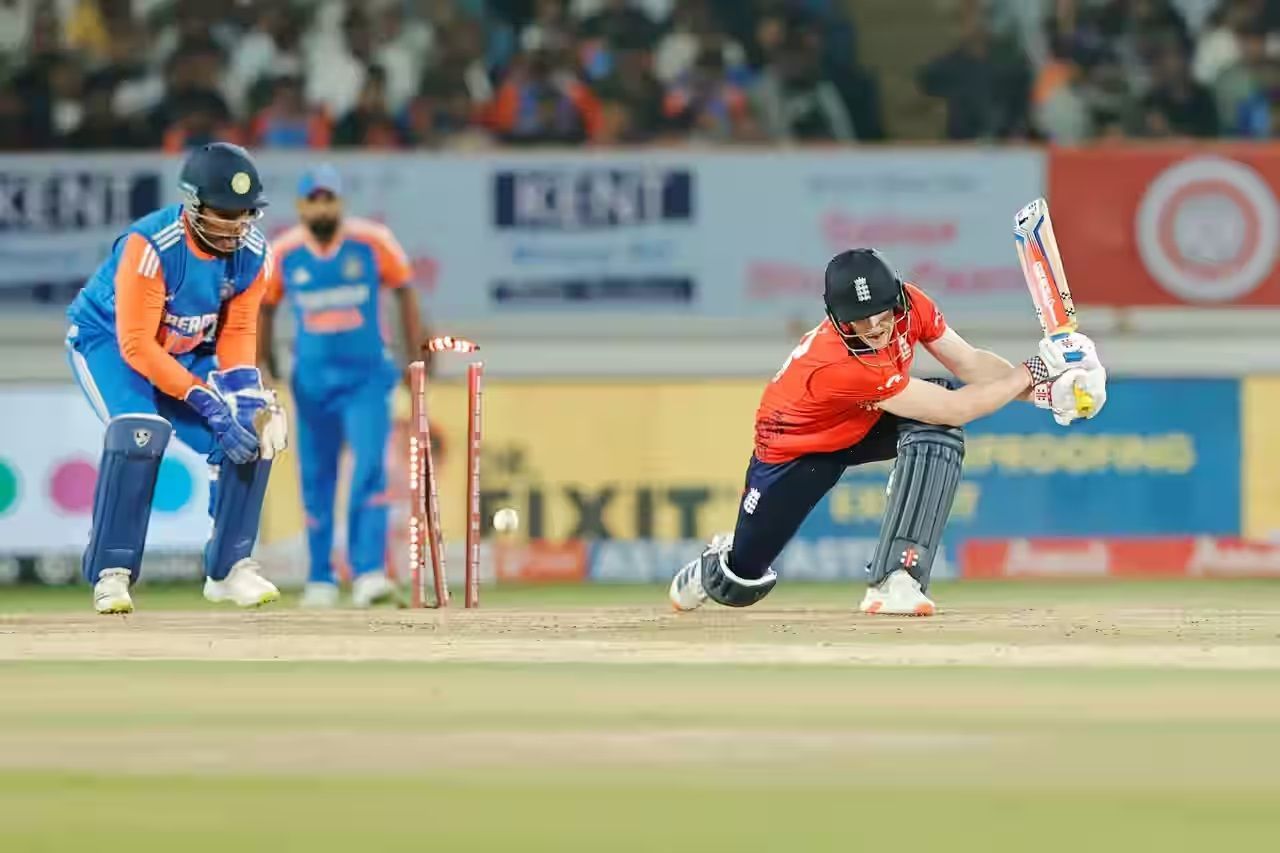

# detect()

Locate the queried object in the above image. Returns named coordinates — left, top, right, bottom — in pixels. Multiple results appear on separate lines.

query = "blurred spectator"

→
left=580, top=0, right=662, bottom=50
left=251, top=75, right=331, bottom=148
left=403, top=19, right=496, bottom=147
left=372, top=4, right=428, bottom=111
left=150, top=0, right=236, bottom=69
left=653, top=0, right=748, bottom=84
left=663, top=47, right=759, bottom=142
left=1142, top=41, right=1220, bottom=135
left=333, top=66, right=405, bottom=147
left=306, top=10, right=376, bottom=120
left=489, top=47, right=601, bottom=143
left=919, top=16, right=1030, bottom=140
left=153, top=39, right=239, bottom=151
left=1098, top=0, right=1192, bottom=93
left=1215, top=22, right=1273, bottom=133
left=0, top=83, right=36, bottom=150
left=226, top=3, right=306, bottom=116
left=44, top=52, right=86, bottom=139
left=1193, top=0, right=1265, bottom=85
left=0, top=0, right=36, bottom=57
left=754, top=24, right=856, bottom=141
left=594, top=33, right=667, bottom=139
left=521, top=0, right=577, bottom=52
left=62, top=75, right=147, bottom=148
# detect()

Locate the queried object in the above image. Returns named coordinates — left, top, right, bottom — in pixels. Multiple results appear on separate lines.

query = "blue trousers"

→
left=731, top=413, right=904, bottom=580
left=67, top=327, right=217, bottom=456
left=292, top=374, right=394, bottom=583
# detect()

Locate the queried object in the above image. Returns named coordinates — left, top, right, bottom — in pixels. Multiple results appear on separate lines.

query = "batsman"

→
left=670, top=248, right=1108, bottom=616
left=66, top=142, right=288, bottom=614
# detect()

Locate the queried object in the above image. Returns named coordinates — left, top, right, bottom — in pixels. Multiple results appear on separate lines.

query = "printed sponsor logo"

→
left=1136, top=156, right=1280, bottom=302
left=493, top=168, right=693, bottom=230
left=0, top=170, right=160, bottom=232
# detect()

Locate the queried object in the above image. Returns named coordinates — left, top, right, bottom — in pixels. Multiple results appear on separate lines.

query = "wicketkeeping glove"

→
left=209, top=367, right=289, bottom=460
left=185, top=384, right=260, bottom=464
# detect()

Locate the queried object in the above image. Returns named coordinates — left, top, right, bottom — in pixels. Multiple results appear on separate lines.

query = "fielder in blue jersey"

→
left=258, top=164, right=424, bottom=609
left=65, top=142, right=290, bottom=614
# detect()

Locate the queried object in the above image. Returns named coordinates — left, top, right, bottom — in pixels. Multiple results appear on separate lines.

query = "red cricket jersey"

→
left=753, top=284, right=948, bottom=463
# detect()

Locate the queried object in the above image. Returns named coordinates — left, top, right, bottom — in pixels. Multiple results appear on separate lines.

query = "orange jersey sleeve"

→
left=216, top=250, right=271, bottom=369
left=115, top=233, right=202, bottom=400
left=904, top=283, right=947, bottom=342
left=261, top=244, right=285, bottom=307
left=349, top=220, right=412, bottom=288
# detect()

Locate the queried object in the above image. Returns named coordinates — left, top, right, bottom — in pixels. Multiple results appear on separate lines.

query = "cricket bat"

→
left=1013, top=197, right=1094, bottom=417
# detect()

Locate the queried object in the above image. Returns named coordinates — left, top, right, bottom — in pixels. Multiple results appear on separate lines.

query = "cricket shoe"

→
left=668, top=533, right=731, bottom=612
left=94, top=568, right=134, bottom=615
left=203, top=558, right=281, bottom=607
left=299, top=582, right=340, bottom=609
left=859, top=569, right=936, bottom=617
left=351, top=572, right=398, bottom=609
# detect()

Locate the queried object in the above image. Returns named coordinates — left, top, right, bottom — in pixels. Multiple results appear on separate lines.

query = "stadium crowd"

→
left=0, top=0, right=1277, bottom=150
left=970, top=0, right=1280, bottom=141
left=0, top=0, right=878, bottom=150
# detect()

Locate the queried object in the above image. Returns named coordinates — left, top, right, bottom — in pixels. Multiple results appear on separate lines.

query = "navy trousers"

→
left=730, top=413, right=904, bottom=580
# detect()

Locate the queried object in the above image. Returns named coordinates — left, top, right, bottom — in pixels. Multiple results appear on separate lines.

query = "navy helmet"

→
left=823, top=248, right=911, bottom=357
left=179, top=142, right=268, bottom=211
left=177, top=142, right=267, bottom=253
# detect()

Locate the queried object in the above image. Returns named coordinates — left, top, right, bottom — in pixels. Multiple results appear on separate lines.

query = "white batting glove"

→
left=1034, top=365, right=1107, bottom=426
left=1037, top=332, right=1102, bottom=376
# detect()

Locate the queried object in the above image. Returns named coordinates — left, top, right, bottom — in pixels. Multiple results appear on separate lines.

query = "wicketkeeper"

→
left=65, top=142, right=289, bottom=614
left=670, top=248, right=1107, bottom=616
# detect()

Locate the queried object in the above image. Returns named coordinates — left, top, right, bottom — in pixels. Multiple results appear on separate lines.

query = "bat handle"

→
left=1071, top=380, right=1094, bottom=418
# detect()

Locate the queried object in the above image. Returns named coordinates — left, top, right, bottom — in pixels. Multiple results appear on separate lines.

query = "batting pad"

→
left=82, top=414, right=173, bottom=584
left=204, top=457, right=272, bottom=580
left=866, top=423, right=965, bottom=591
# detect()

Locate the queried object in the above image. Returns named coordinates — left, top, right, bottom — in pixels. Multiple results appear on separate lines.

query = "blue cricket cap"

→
left=297, top=164, right=343, bottom=198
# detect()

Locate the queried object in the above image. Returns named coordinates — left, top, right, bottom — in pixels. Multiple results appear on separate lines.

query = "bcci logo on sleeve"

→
left=493, top=168, right=693, bottom=231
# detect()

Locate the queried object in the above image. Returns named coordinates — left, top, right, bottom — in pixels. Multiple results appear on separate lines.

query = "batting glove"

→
left=1034, top=365, right=1108, bottom=426
left=1037, top=332, right=1102, bottom=376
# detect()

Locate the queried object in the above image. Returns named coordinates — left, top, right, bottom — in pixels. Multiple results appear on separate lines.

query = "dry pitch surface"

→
left=1, top=581, right=1279, bottom=852
left=3, top=579, right=1279, bottom=667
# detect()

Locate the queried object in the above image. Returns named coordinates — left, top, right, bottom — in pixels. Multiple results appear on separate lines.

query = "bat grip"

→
left=1072, top=381, right=1094, bottom=418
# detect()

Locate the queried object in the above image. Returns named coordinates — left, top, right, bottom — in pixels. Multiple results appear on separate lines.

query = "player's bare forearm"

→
left=955, top=349, right=1034, bottom=402
left=924, top=328, right=1033, bottom=402
left=878, top=365, right=1032, bottom=426
left=393, top=285, right=425, bottom=367
left=257, top=303, right=279, bottom=382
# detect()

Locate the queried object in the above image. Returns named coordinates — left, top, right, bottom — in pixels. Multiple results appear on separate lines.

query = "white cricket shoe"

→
left=299, top=582, right=340, bottom=609
left=859, top=569, right=936, bottom=617
left=351, top=572, right=397, bottom=608
left=93, top=568, right=134, bottom=615
left=669, top=533, right=732, bottom=612
left=203, top=558, right=280, bottom=607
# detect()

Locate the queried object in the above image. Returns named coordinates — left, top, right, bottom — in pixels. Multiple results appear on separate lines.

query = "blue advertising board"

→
left=796, top=379, right=1242, bottom=544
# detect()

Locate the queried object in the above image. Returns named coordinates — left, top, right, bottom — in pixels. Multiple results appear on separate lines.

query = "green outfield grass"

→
left=1, top=581, right=1279, bottom=850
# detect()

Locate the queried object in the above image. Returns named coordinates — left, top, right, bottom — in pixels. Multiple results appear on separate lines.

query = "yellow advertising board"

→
left=424, top=379, right=763, bottom=542
left=261, top=379, right=769, bottom=565
left=1244, top=377, right=1280, bottom=540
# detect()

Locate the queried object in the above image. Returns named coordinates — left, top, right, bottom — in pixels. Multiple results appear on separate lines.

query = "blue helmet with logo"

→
left=178, top=142, right=267, bottom=253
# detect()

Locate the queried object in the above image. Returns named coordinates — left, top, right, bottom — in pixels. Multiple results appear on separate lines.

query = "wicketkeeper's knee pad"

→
left=702, top=538, right=778, bottom=607
left=866, top=422, right=965, bottom=591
